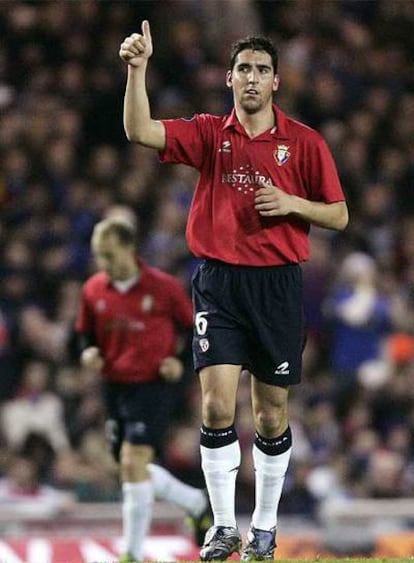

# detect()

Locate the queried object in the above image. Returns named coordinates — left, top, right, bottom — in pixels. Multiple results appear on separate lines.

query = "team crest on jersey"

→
left=141, top=294, right=154, bottom=312
left=96, top=299, right=106, bottom=312
left=274, top=144, right=290, bottom=166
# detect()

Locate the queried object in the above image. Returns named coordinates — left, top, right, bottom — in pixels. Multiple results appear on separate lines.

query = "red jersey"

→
left=76, top=260, right=193, bottom=384
left=160, top=105, right=345, bottom=266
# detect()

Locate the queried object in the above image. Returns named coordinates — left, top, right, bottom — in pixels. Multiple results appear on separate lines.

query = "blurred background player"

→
left=75, top=216, right=210, bottom=562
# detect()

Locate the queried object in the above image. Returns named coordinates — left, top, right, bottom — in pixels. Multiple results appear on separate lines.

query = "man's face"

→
left=92, top=233, right=134, bottom=281
left=227, top=49, right=279, bottom=114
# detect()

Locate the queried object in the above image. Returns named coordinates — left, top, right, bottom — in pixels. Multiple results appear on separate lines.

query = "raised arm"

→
left=119, top=20, right=166, bottom=149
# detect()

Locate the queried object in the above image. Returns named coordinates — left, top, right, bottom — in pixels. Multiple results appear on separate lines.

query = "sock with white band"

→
left=122, top=480, right=153, bottom=560
left=252, top=426, right=292, bottom=531
left=200, top=424, right=240, bottom=528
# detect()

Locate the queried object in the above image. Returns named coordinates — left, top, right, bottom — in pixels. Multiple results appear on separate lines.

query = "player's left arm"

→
left=158, top=278, right=193, bottom=383
left=255, top=180, right=348, bottom=231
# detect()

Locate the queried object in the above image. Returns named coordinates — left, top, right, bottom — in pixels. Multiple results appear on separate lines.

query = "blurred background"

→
left=0, top=0, right=413, bottom=560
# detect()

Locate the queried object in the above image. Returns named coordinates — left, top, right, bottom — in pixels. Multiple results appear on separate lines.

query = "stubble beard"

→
left=240, top=97, right=263, bottom=114
left=240, top=91, right=274, bottom=115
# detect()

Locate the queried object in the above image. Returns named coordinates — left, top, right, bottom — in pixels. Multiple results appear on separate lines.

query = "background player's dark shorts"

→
left=102, top=380, right=174, bottom=461
left=192, top=260, right=306, bottom=386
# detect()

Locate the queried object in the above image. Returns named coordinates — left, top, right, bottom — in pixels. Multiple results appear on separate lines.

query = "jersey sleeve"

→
left=307, top=135, right=346, bottom=203
left=159, top=114, right=212, bottom=170
left=75, top=286, right=94, bottom=334
left=168, top=279, right=193, bottom=329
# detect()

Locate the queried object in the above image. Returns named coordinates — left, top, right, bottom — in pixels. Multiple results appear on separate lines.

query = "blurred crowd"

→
left=0, top=0, right=413, bottom=520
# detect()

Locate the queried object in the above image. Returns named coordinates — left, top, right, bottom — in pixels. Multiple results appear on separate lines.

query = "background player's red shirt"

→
left=76, top=260, right=193, bottom=384
left=160, top=105, right=346, bottom=266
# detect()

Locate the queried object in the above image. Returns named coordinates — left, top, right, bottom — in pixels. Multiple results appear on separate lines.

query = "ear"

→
left=272, top=74, right=280, bottom=92
left=226, top=70, right=232, bottom=88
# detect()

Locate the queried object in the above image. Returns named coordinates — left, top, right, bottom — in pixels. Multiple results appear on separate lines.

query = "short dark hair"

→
left=230, top=36, right=278, bottom=72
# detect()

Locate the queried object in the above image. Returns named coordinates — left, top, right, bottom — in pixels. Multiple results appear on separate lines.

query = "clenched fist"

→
left=158, top=356, right=184, bottom=383
left=119, top=20, right=153, bottom=67
left=255, top=179, right=296, bottom=217
left=80, top=346, right=104, bottom=372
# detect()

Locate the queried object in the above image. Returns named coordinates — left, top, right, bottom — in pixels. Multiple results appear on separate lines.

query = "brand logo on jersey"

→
left=219, top=140, right=232, bottom=153
left=274, top=361, right=290, bottom=375
left=222, top=164, right=272, bottom=195
left=199, top=338, right=209, bottom=352
left=141, top=294, right=153, bottom=312
left=274, top=144, right=290, bottom=166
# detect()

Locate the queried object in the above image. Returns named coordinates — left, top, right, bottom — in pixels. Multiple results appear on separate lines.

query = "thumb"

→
left=141, top=20, right=151, bottom=41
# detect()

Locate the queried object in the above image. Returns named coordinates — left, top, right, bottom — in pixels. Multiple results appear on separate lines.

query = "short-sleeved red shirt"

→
left=76, top=260, right=193, bottom=384
left=160, top=104, right=345, bottom=266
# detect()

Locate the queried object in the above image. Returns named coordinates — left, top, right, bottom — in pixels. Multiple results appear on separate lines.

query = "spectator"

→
left=0, top=359, right=70, bottom=453
left=0, top=453, right=75, bottom=516
left=324, top=252, right=392, bottom=416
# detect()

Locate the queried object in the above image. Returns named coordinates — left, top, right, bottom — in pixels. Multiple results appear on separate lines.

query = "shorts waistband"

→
left=203, top=259, right=300, bottom=273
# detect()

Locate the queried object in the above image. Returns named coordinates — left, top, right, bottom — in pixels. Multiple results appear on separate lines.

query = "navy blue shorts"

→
left=192, top=260, right=305, bottom=386
left=102, top=380, right=174, bottom=461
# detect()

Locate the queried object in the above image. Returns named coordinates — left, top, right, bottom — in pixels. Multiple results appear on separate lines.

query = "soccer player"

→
left=76, top=217, right=211, bottom=563
left=119, top=22, right=348, bottom=561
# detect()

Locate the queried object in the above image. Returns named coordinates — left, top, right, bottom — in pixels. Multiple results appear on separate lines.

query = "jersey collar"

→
left=223, top=104, right=290, bottom=140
